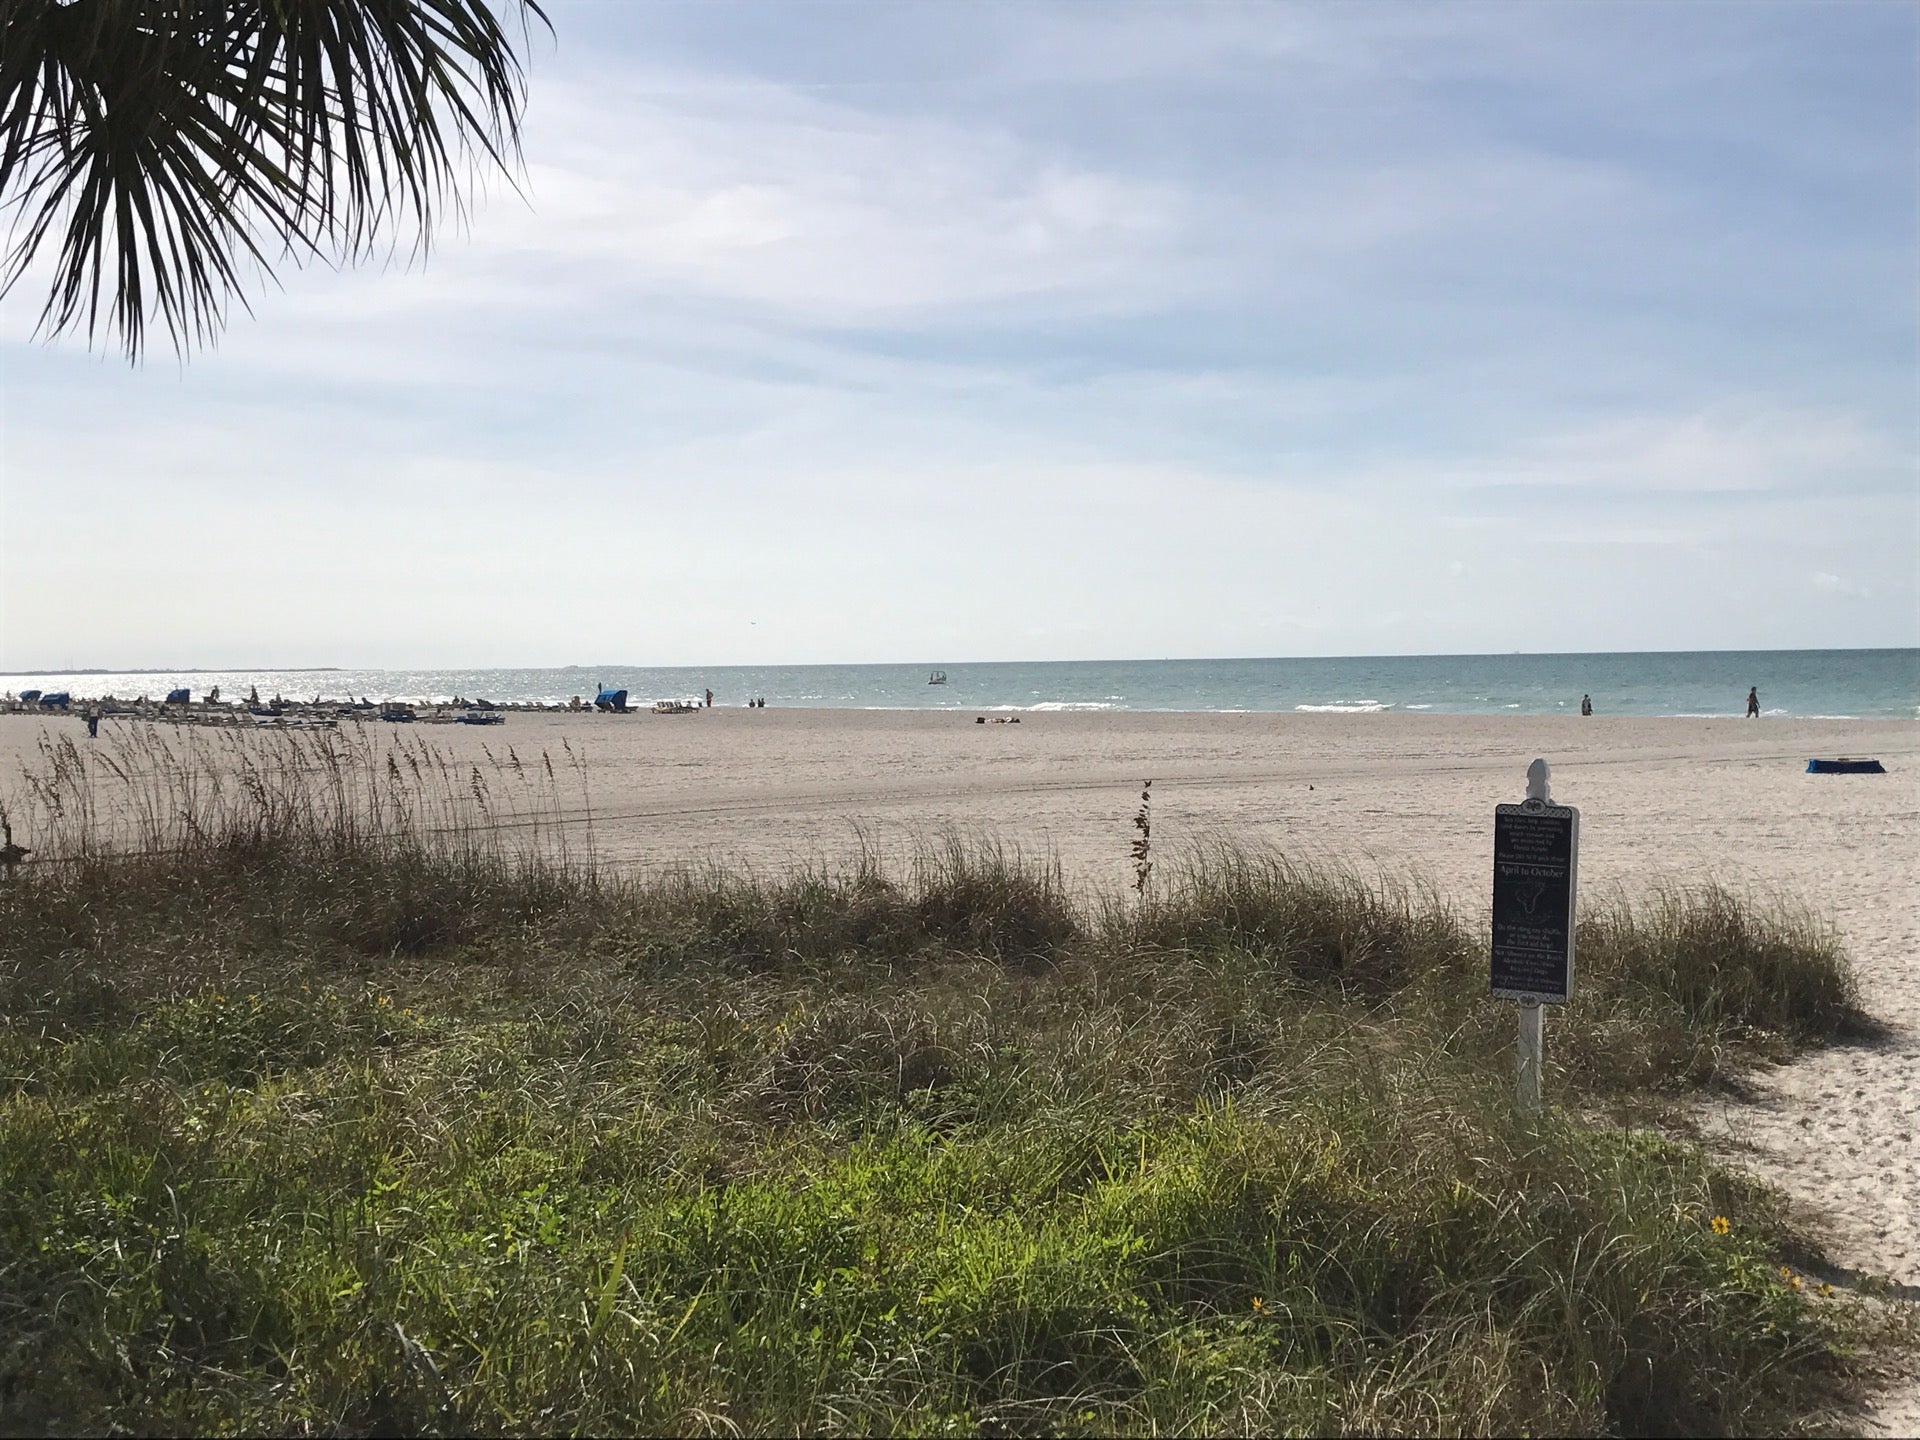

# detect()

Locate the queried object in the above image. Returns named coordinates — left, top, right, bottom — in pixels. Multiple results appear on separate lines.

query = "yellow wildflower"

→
left=1250, top=1297, right=1265, bottom=1314
left=1710, top=1216, right=1731, bottom=1235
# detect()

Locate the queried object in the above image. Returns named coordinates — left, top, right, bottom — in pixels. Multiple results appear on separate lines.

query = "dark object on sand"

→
left=39, top=692, right=70, bottom=709
left=0, top=821, right=27, bottom=873
left=1805, top=758, right=1886, bottom=775
left=18, top=690, right=41, bottom=703
left=165, top=688, right=190, bottom=704
left=379, top=703, right=416, bottom=723
left=455, top=711, right=504, bottom=726
left=595, top=688, right=629, bottom=713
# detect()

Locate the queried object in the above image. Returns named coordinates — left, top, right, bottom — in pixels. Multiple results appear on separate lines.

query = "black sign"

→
left=1491, top=802, right=1579, bottom=1004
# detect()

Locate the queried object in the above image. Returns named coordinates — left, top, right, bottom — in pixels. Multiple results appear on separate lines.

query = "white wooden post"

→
left=1519, top=758, right=1550, bottom=1116
left=1492, top=758, right=1578, bottom=1119
left=1517, top=1000, right=1543, bottom=1115
left=1525, top=757, right=1552, bottom=803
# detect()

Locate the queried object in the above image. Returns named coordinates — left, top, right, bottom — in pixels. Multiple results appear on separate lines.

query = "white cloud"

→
left=1440, top=403, right=1907, bottom=497
left=356, top=71, right=1191, bottom=324
left=1809, top=570, right=1872, bottom=599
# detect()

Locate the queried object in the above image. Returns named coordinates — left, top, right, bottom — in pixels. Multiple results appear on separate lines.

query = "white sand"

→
left=5, top=707, right=1916, bottom=1414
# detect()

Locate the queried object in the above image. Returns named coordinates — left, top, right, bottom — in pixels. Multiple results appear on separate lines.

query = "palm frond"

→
left=0, top=0, right=549, bottom=360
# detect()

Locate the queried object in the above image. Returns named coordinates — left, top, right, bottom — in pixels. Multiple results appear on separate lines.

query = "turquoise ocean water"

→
left=4, top=650, right=1915, bottom=718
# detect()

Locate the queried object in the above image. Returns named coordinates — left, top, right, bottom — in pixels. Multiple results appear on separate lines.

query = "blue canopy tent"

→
left=165, top=688, right=190, bottom=704
left=594, top=688, right=629, bottom=712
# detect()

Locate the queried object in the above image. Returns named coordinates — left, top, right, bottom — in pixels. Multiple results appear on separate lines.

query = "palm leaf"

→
left=0, top=0, right=549, bottom=359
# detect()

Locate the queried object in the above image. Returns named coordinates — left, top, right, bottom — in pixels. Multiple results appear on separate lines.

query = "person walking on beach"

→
left=85, top=706, right=100, bottom=739
left=705, top=688, right=714, bottom=709
left=1580, top=694, right=1592, bottom=716
left=1746, top=686, right=1760, bottom=718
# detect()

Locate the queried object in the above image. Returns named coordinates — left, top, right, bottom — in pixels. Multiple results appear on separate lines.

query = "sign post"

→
left=1491, top=759, right=1579, bottom=1115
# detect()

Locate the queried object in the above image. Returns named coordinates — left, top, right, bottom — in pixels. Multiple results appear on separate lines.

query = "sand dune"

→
left=5, top=707, right=1915, bottom=1415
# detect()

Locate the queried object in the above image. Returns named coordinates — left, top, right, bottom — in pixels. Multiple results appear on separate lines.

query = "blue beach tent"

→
left=165, top=687, right=190, bottom=704
left=594, top=688, right=629, bottom=712
left=39, top=692, right=70, bottom=708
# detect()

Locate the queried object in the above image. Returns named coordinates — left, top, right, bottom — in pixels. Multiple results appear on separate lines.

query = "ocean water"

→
left=4, top=650, right=1915, bottom=719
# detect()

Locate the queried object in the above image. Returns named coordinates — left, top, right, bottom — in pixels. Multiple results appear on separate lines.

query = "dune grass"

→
left=0, top=727, right=1894, bottom=1434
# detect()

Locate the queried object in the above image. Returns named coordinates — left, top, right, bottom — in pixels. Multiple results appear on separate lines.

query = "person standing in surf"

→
left=1746, top=686, right=1760, bottom=718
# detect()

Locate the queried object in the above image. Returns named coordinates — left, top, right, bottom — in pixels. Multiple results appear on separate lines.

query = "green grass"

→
left=0, top=729, right=1896, bottom=1434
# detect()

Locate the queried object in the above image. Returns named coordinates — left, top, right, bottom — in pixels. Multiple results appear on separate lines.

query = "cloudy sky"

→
left=2, top=0, right=1914, bottom=670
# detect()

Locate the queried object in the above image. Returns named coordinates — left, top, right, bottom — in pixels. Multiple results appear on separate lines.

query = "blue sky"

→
left=2, top=0, right=1914, bottom=669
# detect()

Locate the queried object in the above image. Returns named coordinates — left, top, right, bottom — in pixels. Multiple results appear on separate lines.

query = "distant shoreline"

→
left=3, top=651, right=1912, bottom=720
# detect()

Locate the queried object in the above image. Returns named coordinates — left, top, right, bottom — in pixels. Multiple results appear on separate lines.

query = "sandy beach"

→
left=4, top=707, right=1916, bottom=1409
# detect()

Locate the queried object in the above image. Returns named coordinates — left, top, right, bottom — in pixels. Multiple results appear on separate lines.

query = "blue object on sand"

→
left=165, top=687, right=190, bottom=704
left=594, top=688, right=629, bottom=712
left=1806, top=758, right=1886, bottom=774
left=18, top=690, right=40, bottom=702
left=39, top=692, right=70, bottom=708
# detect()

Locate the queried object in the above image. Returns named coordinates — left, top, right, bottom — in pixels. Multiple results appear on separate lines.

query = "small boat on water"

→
left=928, top=670, right=947, bottom=685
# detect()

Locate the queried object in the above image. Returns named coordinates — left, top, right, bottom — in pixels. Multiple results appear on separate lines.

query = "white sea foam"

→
left=1295, top=700, right=1389, bottom=714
